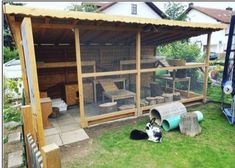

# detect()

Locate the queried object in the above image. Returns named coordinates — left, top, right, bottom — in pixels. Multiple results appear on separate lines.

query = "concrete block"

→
left=8, top=150, right=23, bottom=168
left=8, top=132, right=21, bottom=144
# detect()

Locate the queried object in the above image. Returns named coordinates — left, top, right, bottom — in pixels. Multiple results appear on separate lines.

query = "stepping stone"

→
left=45, top=134, right=63, bottom=147
left=44, top=127, right=59, bottom=136
left=4, top=121, right=21, bottom=128
left=8, top=150, right=23, bottom=168
left=8, top=132, right=21, bottom=144
left=60, top=129, right=89, bottom=145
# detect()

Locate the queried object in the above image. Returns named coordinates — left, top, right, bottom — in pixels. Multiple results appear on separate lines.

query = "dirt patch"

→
left=61, top=116, right=148, bottom=166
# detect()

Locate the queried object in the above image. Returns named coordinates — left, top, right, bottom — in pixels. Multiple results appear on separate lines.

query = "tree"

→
left=4, top=47, right=19, bottom=63
left=66, top=2, right=97, bottom=12
left=158, top=3, right=202, bottom=91
left=158, top=42, right=201, bottom=62
left=3, top=2, right=24, bottom=62
left=164, top=2, right=187, bottom=21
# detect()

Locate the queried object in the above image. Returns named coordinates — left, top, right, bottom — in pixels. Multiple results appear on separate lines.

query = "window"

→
left=131, top=4, right=137, bottom=15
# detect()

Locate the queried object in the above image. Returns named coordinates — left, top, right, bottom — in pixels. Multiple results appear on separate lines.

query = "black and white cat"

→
left=130, top=118, right=162, bottom=143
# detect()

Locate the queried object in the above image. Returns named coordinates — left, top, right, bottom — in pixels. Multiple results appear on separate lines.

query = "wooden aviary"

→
left=179, top=113, right=202, bottom=137
left=4, top=4, right=222, bottom=129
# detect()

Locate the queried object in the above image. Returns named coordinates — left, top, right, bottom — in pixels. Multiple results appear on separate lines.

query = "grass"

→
left=68, top=104, right=235, bottom=168
left=207, top=85, right=232, bottom=104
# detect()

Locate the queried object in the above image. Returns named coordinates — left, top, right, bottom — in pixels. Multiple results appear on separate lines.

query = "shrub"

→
left=158, top=41, right=202, bottom=62
left=158, top=41, right=202, bottom=90
left=3, top=106, right=21, bottom=122
left=3, top=46, right=18, bottom=63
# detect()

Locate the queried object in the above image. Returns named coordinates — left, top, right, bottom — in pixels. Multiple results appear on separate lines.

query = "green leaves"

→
left=66, top=3, right=97, bottom=12
left=164, top=2, right=187, bottom=21
left=3, top=106, right=21, bottom=123
left=3, top=47, right=19, bottom=63
left=159, top=41, right=201, bottom=62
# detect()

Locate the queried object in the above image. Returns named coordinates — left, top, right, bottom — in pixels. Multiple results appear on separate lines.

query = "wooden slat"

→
left=77, top=24, right=141, bottom=32
left=203, top=32, right=212, bottom=103
left=37, top=61, right=96, bottom=69
left=136, top=31, right=141, bottom=116
left=21, top=17, right=45, bottom=147
left=140, top=63, right=205, bottom=73
left=86, top=108, right=136, bottom=125
left=75, top=28, right=87, bottom=128
left=8, top=16, right=30, bottom=104
left=82, top=70, right=137, bottom=78
left=32, top=22, right=74, bottom=29
left=39, top=17, right=50, bottom=43
left=21, top=105, right=34, bottom=168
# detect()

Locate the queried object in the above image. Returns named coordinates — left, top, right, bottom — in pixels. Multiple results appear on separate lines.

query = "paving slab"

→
left=45, top=134, right=63, bottom=146
left=56, top=118, right=77, bottom=126
left=60, top=129, right=89, bottom=145
left=8, top=150, right=23, bottom=168
left=56, top=113, right=73, bottom=121
left=59, top=123, right=80, bottom=133
left=73, top=117, right=81, bottom=124
left=8, top=132, right=21, bottom=144
left=44, top=127, right=59, bottom=136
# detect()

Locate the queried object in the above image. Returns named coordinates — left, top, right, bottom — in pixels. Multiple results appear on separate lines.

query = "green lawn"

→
left=207, top=85, right=232, bottom=104
left=68, top=104, right=235, bottom=168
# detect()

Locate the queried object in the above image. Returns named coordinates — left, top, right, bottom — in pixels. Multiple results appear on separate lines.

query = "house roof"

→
left=4, top=59, right=20, bottom=66
left=185, top=6, right=235, bottom=24
left=4, top=5, right=226, bottom=46
left=96, top=2, right=167, bottom=18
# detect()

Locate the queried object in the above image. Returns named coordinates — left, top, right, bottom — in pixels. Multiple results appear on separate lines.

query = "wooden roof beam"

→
left=82, top=31, right=109, bottom=43
left=39, top=17, right=50, bottom=43
left=154, top=32, right=200, bottom=45
left=54, top=20, right=77, bottom=44
left=142, top=32, right=171, bottom=43
left=77, top=24, right=142, bottom=32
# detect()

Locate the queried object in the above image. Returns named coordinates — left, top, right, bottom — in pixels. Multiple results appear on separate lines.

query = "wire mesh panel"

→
left=83, top=75, right=137, bottom=117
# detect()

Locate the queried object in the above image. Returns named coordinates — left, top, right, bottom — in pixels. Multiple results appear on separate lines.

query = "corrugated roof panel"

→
left=3, top=5, right=226, bottom=30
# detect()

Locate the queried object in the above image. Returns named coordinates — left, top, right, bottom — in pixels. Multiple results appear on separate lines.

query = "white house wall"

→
left=102, top=2, right=162, bottom=19
left=187, top=9, right=228, bottom=53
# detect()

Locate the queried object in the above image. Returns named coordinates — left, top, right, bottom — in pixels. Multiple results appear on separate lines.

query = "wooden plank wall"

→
left=35, top=45, right=155, bottom=99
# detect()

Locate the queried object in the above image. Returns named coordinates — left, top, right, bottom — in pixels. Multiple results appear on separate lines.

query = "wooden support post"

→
left=21, top=105, right=35, bottom=140
left=21, top=17, right=45, bottom=147
left=203, top=32, right=212, bottom=103
left=136, top=31, right=141, bottom=115
left=75, top=28, right=88, bottom=128
left=21, top=105, right=34, bottom=168
left=7, top=16, right=30, bottom=104
left=41, top=143, right=61, bottom=168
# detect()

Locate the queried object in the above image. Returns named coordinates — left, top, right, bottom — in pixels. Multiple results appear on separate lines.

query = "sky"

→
left=22, top=1, right=235, bottom=11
